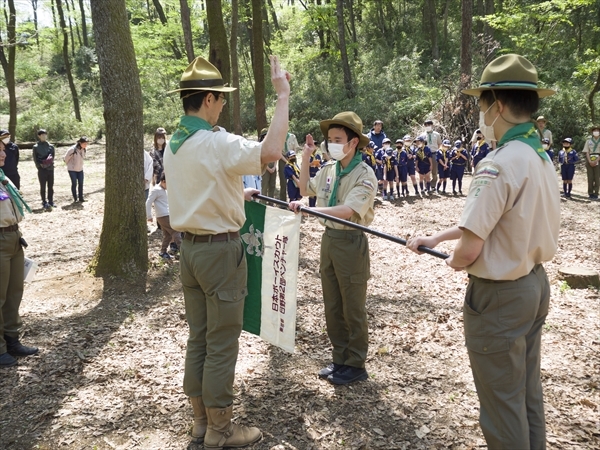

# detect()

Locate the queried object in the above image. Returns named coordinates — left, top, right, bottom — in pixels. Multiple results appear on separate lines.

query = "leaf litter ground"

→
left=0, top=145, right=598, bottom=450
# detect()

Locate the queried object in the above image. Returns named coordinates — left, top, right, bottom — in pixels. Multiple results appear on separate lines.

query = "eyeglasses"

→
left=217, top=94, right=227, bottom=106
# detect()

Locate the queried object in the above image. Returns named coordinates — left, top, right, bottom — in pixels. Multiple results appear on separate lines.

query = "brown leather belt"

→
left=184, top=231, right=240, bottom=243
left=0, top=224, right=18, bottom=233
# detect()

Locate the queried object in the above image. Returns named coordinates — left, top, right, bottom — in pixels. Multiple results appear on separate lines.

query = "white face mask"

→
left=425, top=126, right=433, bottom=132
left=157, top=138, right=165, bottom=145
left=479, top=102, right=499, bottom=142
left=1, top=137, right=9, bottom=144
left=593, top=131, right=600, bottom=138
left=542, top=144, right=549, bottom=150
left=328, top=143, right=349, bottom=160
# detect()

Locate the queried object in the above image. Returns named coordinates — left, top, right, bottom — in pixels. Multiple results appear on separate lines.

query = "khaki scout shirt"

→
left=0, top=182, right=23, bottom=228
left=582, top=136, right=600, bottom=159
left=163, top=128, right=262, bottom=235
left=459, top=140, right=560, bottom=280
left=306, top=159, right=377, bottom=230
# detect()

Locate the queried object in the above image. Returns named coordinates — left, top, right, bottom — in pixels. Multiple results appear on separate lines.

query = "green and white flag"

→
left=241, top=201, right=301, bottom=353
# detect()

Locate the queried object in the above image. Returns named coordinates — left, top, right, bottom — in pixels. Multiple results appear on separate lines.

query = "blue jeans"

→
left=68, top=170, right=84, bottom=200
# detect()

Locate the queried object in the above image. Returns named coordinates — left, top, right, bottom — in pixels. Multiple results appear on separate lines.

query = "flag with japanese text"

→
left=240, top=201, right=301, bottom=353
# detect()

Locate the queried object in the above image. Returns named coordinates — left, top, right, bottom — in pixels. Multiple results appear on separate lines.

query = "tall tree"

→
left=453, top=0, right=475, bottom=138
left=206, top=0, right=232, bottom=130
left=250, top=0, right=267, bottom=133
left=424, top=0, right=439, bottom=61
left=0, top=0, right=17, bottom=137
left=63, top=0, right=76, bottom=57
left=89, top=0, right=147, bottom=281
left=31, top=0, right=40, bottom=46
left=150, top=0, right=182, bottom=60
left=336, top=0, right=354, bottom=98
left=56, top=0, right=82, bottom=121
left=180, top=0, right=195, bottom=62
left=230, top=0, right=242, bottom=135
left=78, top=0, right=89, bottom=47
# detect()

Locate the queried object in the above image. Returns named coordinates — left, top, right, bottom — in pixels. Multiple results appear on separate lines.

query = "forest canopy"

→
left=1, top=0, right=600, bottom=149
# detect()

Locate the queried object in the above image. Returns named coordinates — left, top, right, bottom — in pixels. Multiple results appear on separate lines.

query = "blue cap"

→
left=442, top=139, right=451, bottom=146
left=562, top=137, right=573, bottom=144
left=454, top=140, right=462, bottom=147
left=367, top=141, right=375, bottom=148
left=286, top=150, right=296, bottom=158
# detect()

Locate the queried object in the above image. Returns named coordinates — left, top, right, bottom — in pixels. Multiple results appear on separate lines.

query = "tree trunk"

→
left=484, top=0, right=495, bottom=52
left=251, top=0, right=267, bottom=134
left=443, top=0, right=450, bottom=49
left=51, top=0, right=59, bottom=39
left=64, top=0, right=77, bottom=58
left=266, top=0, right=279, bottom=31
left=589, top=69, right=600, bottom=124
left=347, top=0, right=358, bottom=59
left=151, top=0, right=168, bottom=24
left=0, top=0, right=17, bottom=138
left=56, top=0, right=82, bottom=121
left=207, top=0, right=233, bottom=131
left=230, top=0, right=243, bottom=135
left=70, top=0, right=83, bottom=48
left=424, top=0, right=439, bottom=61
left=180, top=0, right=195, bottom=62
left=31, top=0, right=40, bottom=46
left=336, top=0, right=354, bottom=98
left=78, top=0, right=89, bottom=47
left=88, top=0, right=147, bottom=283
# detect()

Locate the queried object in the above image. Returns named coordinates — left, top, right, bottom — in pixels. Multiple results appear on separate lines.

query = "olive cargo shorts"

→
left=180, top=237, right=247, bottom=408
left=464, top=264, right=550, bottom=450
left=320, top=228, right=370, bottom=369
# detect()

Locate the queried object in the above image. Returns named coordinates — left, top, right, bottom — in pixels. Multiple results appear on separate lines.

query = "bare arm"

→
left=298, top=135, right=314, bottom=197
left=260, top=56, right=291, bottom=165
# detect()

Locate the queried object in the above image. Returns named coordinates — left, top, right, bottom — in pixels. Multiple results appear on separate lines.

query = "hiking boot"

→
left=327, top=365, right=368, bottom=385
left=318, top=362, right=343, bottom=379
left=204, top=404, right=262, bottom=449
left=159, top=252, right=171, bottom=260
left=42, top=201, right=49, bottom=209
left=190, top=396, right=208, bottom=443
left=49, top=202, right=56, bottom=208
left=79, top=197, right=86, bottom=202
left=0, top=352, right=17, bottom=367
left=5, top=335, right=38, bottom=357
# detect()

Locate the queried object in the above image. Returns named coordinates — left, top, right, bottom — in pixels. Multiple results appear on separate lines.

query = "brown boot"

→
left=204, top=404, right=262, bottom=449
left=190, top=396, right=207, bottom=442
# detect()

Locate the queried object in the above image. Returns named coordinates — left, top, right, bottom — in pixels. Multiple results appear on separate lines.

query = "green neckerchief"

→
left=498, top=122, right=550, bottom=162
left=328, top=151, right=362, bottom=207
left=170, top=116, right=213, bottom=154
left=0, top=168, right=31, bottom=216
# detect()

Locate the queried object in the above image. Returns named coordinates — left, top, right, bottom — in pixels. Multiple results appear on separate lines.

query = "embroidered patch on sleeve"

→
left=474, top=164, right=500, bottom=179
left=362, top=180, right=375, bottom=190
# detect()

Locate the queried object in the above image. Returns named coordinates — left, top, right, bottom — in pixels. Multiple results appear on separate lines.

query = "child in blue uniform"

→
left=308, top=145, right=322, bottom=207
left=374, top=143, right=385, bottom=197
left=405, top=136, right=419, bottom=196
left=395, top=139, right=409, bottom=197
left=558, top=137, right=579, bottom=197
left=284, top=150, right=302, bottom=201
left=436, top=139, right=451, bottom=193
left=381, top=138, right=398, bottom=200
left=449, top=140, right=468, bottom=195
left=362, top=141, right=377, bottom=173
left=542, top=138, right=554, bottom=162
left=415, top=136, right=432, bottom=195
left=471, top=129, right=490, bottom=171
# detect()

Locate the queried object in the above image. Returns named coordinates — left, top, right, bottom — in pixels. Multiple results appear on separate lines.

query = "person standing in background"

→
left=64, top=136, right=89, bottom=203
left=259, top=128, right=277, bottom=199
left=582, top=125, right=600, bottom=199
left=423, top=119, right=442, bottom=192
left=32, top=129, right=55, bottom=210
left=0, top=130, right=20, bottom=189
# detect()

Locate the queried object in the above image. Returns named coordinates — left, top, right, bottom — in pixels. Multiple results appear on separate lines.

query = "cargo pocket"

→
left=216, top=288, right=245, bottom=331
left=465, top=336, right=512, bottom=386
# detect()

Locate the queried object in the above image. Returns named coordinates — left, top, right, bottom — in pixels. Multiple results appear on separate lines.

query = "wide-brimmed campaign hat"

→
left=320, top=111, right=370, bottom=148
left=168, top=57, right=237, bottom=96
left=462, top=54, right=555, bottom=98
left=590, top=124, right=600, bottom=132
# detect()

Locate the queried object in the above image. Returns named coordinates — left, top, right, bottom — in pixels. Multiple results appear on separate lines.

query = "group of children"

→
left=362, top=134, right=481, bottom=200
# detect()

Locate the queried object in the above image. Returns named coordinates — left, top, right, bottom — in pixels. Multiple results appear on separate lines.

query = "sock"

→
left=413, top=184, right=419, bottom=193
left=397, top=185, right=401, bottom=196
left=436, top=182, right=441, bottom=190
left=443, top=181, right=447, bottom=191
left=563, top=182, right=567, bottom=193
left=458, top=179, right=463, bottom=192
left=568, top=183, right=572, bottom=193
left=419, top=181, right=424, bottom=191
left=426, top=182, right=431, bottom=191
left=453, top=180, right=457, bottom=191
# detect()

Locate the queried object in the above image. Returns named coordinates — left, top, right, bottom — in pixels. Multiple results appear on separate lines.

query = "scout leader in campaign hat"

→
left=462, top=54, right=555, bottom=98
left=319, top=111, right=370, bottom=149
left=168, top=56, right=237, bottom=97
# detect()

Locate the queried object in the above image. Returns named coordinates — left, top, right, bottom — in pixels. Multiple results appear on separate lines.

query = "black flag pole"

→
left=253, top=193, right=450, bottom=260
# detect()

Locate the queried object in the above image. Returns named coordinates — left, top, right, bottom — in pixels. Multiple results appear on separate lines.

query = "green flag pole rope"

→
left=253, top=194, right=450, bottom=260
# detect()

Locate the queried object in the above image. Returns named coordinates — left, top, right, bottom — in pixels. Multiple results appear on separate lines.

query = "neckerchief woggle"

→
left=0, top=168, right=31, bottom=216
left=170, top=116, right=213, bottom=154
left=498, top=122, right=550, bottom=162
left=328, top=151, right=362, bottom=207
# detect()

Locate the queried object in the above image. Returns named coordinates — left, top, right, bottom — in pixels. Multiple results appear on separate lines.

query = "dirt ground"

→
left=1, top=144, right=599, bottom=450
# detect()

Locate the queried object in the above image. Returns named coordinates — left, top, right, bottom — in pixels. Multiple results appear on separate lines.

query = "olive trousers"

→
left=464, top=264, right=550, bottom=450
left=180, top=236, right=247, bottom=408
left=0, top=230, right=24, bottom=354
left=320, top=228, right=370, bottom=369
left=586, top=161, right=600, bottom=195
